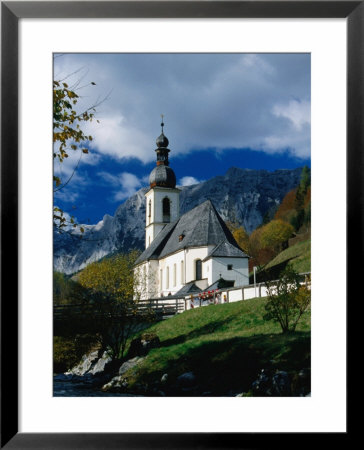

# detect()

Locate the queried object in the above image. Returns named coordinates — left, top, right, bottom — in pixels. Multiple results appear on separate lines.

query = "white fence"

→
left=142, top=272, right=311, bottom=315
left=186, top=272, right=311, bottom=311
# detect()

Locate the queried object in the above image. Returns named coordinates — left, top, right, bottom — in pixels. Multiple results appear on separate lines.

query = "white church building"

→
left=134, top=120, right=249, bottom=299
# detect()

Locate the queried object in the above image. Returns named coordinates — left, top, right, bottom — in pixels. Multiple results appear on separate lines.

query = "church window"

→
left=148, top=199, right=152, bottom=223
left=166, top=267, right=170, bottom=289
left=195, top=259, right=202, bottom=280
left=173, top=264, right=177, bottom=287
left=160, top=269, right=163, bottom=290
left=181, top=261, right=184, bottom=284
left=163, top=197, right=171, bottom=222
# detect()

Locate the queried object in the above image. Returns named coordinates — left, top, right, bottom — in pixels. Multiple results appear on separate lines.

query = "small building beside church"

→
left=134, top=121, right=249, bottom=299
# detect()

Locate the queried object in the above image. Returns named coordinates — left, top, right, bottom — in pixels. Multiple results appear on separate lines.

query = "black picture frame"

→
left=1, top=1, right=358, bottom=448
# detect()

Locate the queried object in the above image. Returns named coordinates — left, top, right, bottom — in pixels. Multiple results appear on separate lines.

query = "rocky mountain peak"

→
left=54, top=167, right=303, bottom=274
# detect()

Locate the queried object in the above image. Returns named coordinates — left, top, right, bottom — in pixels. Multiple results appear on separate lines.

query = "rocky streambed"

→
left=54, top=334, right=311, bottom=397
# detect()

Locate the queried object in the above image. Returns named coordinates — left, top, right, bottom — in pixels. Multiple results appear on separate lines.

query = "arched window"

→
left=166, top=267, right=170, bottom=289
left=195, top=259, right=202, bottom=280
left=162, top=197, right=171, bottom=222
left=148, top=199, right=152, bottom=223
left=181, top=260, right=184, bottom=284
left=173, top=264, right=177, bottom=287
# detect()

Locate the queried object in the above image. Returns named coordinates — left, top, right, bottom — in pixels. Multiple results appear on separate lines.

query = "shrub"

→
left=264, top=267, right=310, bottom=333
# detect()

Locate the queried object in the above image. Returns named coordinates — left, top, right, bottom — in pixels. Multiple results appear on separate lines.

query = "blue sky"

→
left=53, top=53, right=310, bottom=225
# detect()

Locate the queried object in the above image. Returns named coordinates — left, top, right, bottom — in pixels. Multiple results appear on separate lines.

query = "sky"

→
left=53, top=53, right=311, bottom=225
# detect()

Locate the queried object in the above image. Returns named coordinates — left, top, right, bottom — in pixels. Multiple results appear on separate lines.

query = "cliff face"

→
left=54, top=167, right=302, bottom=274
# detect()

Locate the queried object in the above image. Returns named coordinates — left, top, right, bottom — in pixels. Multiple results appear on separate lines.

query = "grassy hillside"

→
left=120, top=297, right=310, bottom=396
left=265, top=239, right=311, bottom=273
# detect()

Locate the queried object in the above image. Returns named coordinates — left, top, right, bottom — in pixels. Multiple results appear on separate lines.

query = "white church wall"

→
left=134, top=260, right=160, bottom=300
left=145, top=223, right=164, bottom=248
left=148, top=187, right=180, bottom=223
left=211, top=256, right=249, bottom=287
left=157, top=246, right=214, bottom=296
left=145, top=187, right=180, bottom=248
left=184, top=247, right=210, bottom=284
left=158, top=250, right=184, bottom=296
left=147, top=260, right=159, bottom=298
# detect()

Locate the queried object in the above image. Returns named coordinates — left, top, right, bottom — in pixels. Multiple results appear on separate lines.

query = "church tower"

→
left=145, top=118, right=180, bottom=248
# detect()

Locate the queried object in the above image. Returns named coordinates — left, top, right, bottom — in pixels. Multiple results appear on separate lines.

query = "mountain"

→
left=54, top=167, right=303, bottom=274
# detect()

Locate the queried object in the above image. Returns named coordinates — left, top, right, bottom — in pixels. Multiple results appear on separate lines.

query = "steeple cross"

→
left=161, top=114, right=164, bottom=132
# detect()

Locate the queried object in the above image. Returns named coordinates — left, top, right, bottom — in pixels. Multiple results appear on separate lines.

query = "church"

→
left=134, top=120, right=249, bottom=299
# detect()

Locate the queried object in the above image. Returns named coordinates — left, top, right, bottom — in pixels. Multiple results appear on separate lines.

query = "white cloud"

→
left=179, top=176, right=202, bottom=186
left=84, top=115, right=151, bottom=161
left=53, top=166, right=90, bottom=205
left=272, top=99, right=311, bottom=131
left=97, top=171, right=120, bottom=187
left=98, top=171, right=144, bottom=201
left=54, top=53, right=311, bottom=161
left=261, top=131, right=310, bottom=159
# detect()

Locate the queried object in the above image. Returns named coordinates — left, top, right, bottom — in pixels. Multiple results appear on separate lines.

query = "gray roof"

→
left=205, top=278, right=235, bottom=290
left=135, top=199, right=247, bottom=265
left=134, top=221, right=177, bottom=265
left=203, top=240, right=248, bottom=261
left=175, top=282, right=202, bottom=295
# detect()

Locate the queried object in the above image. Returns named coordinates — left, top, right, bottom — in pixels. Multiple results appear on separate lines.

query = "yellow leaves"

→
left=260, top=220, right=294, bottom=250
left=66, top=89, right=78, bottom=99
left=78, top=252, right=140, bottom=304
left=53, top=78, right=100, bottom=232
left=53, top=175, right=61, bottom=187
left=232, top=226, right=249, bottom=253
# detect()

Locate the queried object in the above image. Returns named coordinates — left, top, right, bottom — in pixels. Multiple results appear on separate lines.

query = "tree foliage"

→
left=274, top=189, right=297, bottom=222
left=225, top=221, right=249, bottom=254
left=247, top=219, right=293, bottom=268
left=53, top=78, right=99, bottom=232
left=54, top=271, right=93, bottom=307
left=247, top=227, right=272, bottom=267
left=232, top=226, right=249, bottom=253
left=76, top=251, right=153, bottom=360
left=78, top=251, right=138, bottom=302
left=260, top=220, right=294, bottom=253
left=291, top=166, right=311, bottom=231
left=274, top=167, right=311, bottom=233
left=53, top=80, right=97, bottom=187
left=264, top=267, right=311, bottom=333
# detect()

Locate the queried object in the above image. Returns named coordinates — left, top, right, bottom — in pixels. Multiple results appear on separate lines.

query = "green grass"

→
left=265, top=239, right=311, bottom=273
left=122, top=297, right=310, bottom=395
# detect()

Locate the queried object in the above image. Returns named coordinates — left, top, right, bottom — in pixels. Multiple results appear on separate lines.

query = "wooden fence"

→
left=54, top=272, right=311, bottom=320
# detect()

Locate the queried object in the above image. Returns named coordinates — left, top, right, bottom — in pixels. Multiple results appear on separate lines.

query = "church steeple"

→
left=155, top=115, right=170, bottom=166
left=149, top=116, right=176, bottom=188
left=145, top=117, right=180, bottom=248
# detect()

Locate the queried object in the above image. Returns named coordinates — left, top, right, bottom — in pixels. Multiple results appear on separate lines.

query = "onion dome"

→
left=156, top=133, right=169, bottom=148
left=149, top=165, right=176, bottom=188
